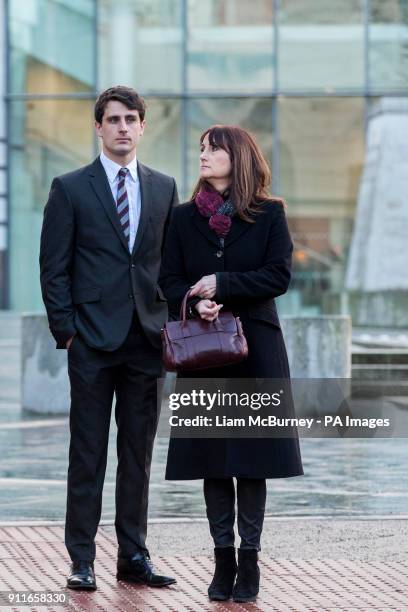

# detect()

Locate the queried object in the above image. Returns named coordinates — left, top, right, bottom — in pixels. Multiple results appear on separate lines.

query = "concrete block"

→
left=348, top=291, right=408, bottom=328
left=20, top=314, right=352, bottom=414
left=281, top=315, right=352, bottom=416
left=281, top=315, right=351, bottom=378
left=21, top=314, right=69, bottom=414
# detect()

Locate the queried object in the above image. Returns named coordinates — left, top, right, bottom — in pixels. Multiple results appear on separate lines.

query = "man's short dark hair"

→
left=94, top=86, right=146, bottom=124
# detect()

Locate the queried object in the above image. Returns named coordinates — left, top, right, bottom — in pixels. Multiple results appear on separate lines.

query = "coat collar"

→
left=88, top=157, right=151, bottom=257
left=191, top=202, right=252, bottom=248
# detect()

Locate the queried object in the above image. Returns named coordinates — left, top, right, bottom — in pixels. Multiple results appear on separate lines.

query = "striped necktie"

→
left=116, top=168, right=130, bottom=244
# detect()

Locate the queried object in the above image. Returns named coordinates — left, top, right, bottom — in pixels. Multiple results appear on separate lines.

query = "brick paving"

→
left=0, top=525, right=407, bottom=611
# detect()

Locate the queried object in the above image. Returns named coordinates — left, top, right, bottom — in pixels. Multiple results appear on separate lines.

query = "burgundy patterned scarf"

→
left=195, top=188, right=235, bottom=246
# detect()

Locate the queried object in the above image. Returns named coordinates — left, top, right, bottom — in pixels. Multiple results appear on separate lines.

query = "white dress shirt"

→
left=100, top=150, right=141, bottom=252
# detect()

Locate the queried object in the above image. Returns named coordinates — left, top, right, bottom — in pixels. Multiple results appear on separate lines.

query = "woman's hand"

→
left=195, top=299, right=223, bottom=321
left=190, top=274, right=217, bottom=299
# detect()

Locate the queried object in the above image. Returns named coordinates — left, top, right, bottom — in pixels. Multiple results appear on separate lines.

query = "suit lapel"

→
left=88, top=157, right=129, bottom=253
left=132, top=162, right=151, bottom=258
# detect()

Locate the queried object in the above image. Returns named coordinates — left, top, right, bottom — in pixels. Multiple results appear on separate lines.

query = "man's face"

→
left=95, top=100, right=145, bottom=159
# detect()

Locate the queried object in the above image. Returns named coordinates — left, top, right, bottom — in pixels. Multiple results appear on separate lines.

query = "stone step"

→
left=352, top=329, right=408, bottom=349
left=352, top=348, right=408, bottom=365
left=351, top=380, right=408, bottom=398
left=351, top=364, right=408, bottom=382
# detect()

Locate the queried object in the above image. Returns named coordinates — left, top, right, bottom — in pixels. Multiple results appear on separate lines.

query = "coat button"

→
left=130, top=263, right=135, bottom=268
left=216, top=250, right=223, bottom=258
left=128, top=293, right=133, bottom=299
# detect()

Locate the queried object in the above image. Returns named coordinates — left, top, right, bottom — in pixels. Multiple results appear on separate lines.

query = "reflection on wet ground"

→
left=1, top=340, right=407, bottom=521
left=1, top=410, right=408, bottom=521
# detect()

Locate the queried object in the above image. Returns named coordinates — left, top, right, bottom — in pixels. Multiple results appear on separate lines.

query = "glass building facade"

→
left=2, top=0, right=408, bottom=316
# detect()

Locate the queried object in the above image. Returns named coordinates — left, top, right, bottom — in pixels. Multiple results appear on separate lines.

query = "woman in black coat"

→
left=159, top=125, right=303, bottom=603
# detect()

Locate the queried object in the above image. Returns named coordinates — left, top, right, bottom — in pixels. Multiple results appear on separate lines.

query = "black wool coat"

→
left=159, top=200, right=303, bottom=480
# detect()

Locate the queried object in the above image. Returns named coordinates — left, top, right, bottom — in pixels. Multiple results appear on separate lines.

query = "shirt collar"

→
left=100, top=150, right=138, bottom=184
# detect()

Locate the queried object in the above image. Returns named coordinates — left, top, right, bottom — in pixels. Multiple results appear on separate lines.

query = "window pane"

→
left=279, top=98, right=365, bottom=314
left=187, top=98, right=273, bottom=197
left=9, top=99, right=94, bottom=310
left=188, top=0, right=274, bottom=92
left=137, top=98, right=181, bottom=190
left=369, top=0, right=408, bottom=90
left=98, top=0, right=183, bottom=93
left=9, top=0, right=95, bottom=94
left=278, top=0, right=365, bottom=92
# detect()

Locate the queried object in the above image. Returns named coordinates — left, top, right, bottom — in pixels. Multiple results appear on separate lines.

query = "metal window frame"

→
left=3, top=0, right=10, bottom=309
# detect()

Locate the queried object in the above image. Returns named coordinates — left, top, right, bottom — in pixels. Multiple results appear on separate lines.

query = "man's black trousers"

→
left=65, top=316, right=162, bottom=562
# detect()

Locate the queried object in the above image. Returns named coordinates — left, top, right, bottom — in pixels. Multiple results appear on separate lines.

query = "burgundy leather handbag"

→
left=161, top=291, right=248, bottom=372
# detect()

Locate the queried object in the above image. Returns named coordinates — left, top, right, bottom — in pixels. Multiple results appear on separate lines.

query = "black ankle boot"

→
left=208, top=546, right=237, bottom=601
left=232, top=548, right=260, bottom=603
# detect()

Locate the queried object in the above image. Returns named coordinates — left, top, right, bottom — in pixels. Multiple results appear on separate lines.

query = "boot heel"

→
left=208, top=546, right=237, bottom=601
left=232, top=549, right=260, bottom=603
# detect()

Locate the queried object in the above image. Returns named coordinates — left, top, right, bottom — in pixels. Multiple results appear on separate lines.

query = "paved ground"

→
left=2, top=455, right=408, bottom=610
left=1, top=522, right=408, bottom=611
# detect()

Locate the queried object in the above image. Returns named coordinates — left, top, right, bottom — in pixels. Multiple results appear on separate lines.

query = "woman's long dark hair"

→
left=191, top=124, right=283, bottom=222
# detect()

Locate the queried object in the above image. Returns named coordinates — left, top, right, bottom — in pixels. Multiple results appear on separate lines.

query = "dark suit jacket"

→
left=40, top=156, right=178, bottom=350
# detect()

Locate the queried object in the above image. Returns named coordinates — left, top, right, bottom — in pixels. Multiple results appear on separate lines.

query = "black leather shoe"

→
left=67, top=561, right=97, bottom=591
left=232, top=549, right=260, bottom=603
left=208, top=546, right=237, bottom=601
left=117, top=553, right=176, bottom=587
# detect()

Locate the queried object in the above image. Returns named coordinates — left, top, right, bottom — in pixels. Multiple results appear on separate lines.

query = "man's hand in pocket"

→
left=66, top=335, right=75, bottom=350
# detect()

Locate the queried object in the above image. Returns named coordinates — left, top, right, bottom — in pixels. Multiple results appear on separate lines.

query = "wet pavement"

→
left=1, top=337, right=408, bottom=522
left=3, top=419, right=408, bottom=522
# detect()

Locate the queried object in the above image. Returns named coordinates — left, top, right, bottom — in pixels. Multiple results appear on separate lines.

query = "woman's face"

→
left=199, top=133, right=232, bottom=183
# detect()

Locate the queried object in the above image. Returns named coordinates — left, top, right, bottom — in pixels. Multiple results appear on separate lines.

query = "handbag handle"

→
left=180, top=290, right=192, bottom=324
left=180, top=290, right=222, bottom=329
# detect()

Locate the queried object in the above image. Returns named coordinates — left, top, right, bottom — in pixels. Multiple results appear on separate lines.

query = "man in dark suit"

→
left=40, top=86, right=178, bottom=590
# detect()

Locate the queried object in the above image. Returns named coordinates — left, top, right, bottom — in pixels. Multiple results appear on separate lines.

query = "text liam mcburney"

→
left=168, top=415, right=391, bottom=429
